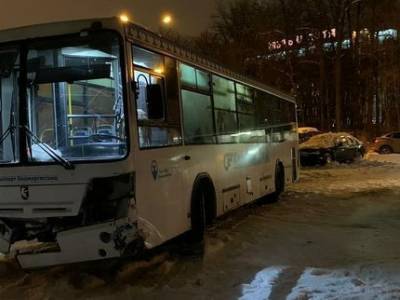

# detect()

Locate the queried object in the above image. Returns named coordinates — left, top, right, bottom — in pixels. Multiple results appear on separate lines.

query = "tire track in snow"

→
left=269, top=267, right=305, bottom=300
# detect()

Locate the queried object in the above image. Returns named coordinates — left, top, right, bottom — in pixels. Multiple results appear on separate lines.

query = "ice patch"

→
left=239, top=266, right=286, bottom=300
left=287, top=267, right=400, bottom=300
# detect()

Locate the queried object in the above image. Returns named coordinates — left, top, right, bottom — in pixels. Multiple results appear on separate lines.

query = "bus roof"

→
left=0, top=17, right=295, bottom=104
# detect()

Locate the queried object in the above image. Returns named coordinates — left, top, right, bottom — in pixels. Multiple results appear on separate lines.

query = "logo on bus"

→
left=224, top=153, right=238, bottom=171
left=20, top=186, right=30, bottom=200
left=151, top=160, right=159, bottom=180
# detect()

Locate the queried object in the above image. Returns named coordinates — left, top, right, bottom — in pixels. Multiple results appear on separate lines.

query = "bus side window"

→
left=236, top=83, right=256, bottom=143
left=132, top=46, right=182, bottom=148
left=212, top=75, right=237, bottom=143
left=181, top=90, right=215, bottom=144
left=179, top=63, right=215, bottom=145
left=133, top=46, right=166, bottom=122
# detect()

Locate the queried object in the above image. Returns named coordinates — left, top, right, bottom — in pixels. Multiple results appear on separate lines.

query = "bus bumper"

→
left=0, top=221, right=12, bottom=254
left=15, top=219, right=139, bottom=269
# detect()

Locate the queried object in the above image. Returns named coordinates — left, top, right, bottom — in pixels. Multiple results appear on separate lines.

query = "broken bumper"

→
left=0, top=221, right=12, bottom=254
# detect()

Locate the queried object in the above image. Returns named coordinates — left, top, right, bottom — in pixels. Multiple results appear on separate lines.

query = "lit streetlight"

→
left=162, top=14, right=173, bottom=26
left=119, top=14, right=130, bottom=23
left=159, top=13, right=175, bottom=39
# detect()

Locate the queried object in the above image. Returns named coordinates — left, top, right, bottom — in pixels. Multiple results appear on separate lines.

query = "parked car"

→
left=300, top=132, right=365, bottom=166
left=372, top=132, right=400, bottom=154
left=298, top=127, right=322, bottom=143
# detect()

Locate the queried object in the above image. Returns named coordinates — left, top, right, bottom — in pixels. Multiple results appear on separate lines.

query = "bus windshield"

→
left=25, top=31, right=127, bottom=163
left=1, top=32, right=127, bottom=165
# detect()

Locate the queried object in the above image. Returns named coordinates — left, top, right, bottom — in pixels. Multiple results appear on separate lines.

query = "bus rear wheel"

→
left=268, top=163, right=285, bottom=203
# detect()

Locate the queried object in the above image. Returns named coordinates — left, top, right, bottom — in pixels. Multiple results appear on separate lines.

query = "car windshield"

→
left=0, top=47, right=20, bottom=164
left=26, top=31, right=127, bottom=163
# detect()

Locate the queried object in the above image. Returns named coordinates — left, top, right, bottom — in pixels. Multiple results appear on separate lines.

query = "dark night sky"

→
left=0, top=0, right=226, bottom=36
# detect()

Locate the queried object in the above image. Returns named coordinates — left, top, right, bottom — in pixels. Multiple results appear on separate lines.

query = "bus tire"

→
left=188, top=176, right=216, bottom=244
left=268, top=162, right=285, bottom=203
left=190, top=188, right=206, bottom=243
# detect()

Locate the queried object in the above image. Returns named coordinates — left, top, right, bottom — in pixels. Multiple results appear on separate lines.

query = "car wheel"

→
left=379, top=145, right=393, bottom=155
left=354, top=151, right=363, bottom=162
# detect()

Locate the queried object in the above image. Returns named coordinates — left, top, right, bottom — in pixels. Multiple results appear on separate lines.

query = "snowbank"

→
left=298, top=127, right=320, bottom=134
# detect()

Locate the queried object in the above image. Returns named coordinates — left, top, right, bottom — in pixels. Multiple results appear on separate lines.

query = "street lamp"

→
left=159, top=13, right=175, bottom=38
left=119, top=13, right=130, bottom=23
left=162, top=14, right=173, bottom=26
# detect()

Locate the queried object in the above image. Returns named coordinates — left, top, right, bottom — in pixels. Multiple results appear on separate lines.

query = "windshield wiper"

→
left=0, top=125, right=15, bottom=145
left=23, top=126, right=75, bottom=170
left=0, top=110, right=17, bottom=162
left=0, top=125, right=17, bottom=163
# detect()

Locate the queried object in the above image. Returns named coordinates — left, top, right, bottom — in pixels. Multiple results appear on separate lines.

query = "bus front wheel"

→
left=190, top=188, right=207, bottom=243
left=179, top=186, right=207, bottom=256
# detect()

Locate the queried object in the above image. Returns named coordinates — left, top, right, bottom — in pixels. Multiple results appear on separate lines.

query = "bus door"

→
left=135, top=141, right=187, bottom=248
left=132, top=47, right=187, bottom=247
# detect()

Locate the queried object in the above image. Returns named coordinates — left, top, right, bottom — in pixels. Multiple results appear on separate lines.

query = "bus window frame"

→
left=178, top=62, right=218, bottom=146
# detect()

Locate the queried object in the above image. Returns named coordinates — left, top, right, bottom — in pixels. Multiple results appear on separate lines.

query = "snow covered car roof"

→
left=300, top=132, right=358, bottom=150
left=297, top=127, right=320, bottom=134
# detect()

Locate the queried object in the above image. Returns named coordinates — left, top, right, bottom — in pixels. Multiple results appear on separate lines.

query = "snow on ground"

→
left=1, top=154, right=400, bottom=299
left=239, top=266, right=286, bottom=300
left=365, top=151, right=400, bottom=165
left=292, top=152, right=400, bottom=195
left=287, top=264, right=400, bottom=300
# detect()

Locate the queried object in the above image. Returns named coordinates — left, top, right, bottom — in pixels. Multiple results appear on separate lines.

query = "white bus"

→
left=0, top=17, right=299, bottom=268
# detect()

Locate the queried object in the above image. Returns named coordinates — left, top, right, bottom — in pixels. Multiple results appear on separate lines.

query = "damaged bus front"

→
left=0, top=19, right=139, bottom=268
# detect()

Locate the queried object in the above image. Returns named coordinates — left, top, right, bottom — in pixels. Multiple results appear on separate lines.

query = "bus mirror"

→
left=146, top=84, right=164, bottom=119
left=132, top=81, right=139, bottom=99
